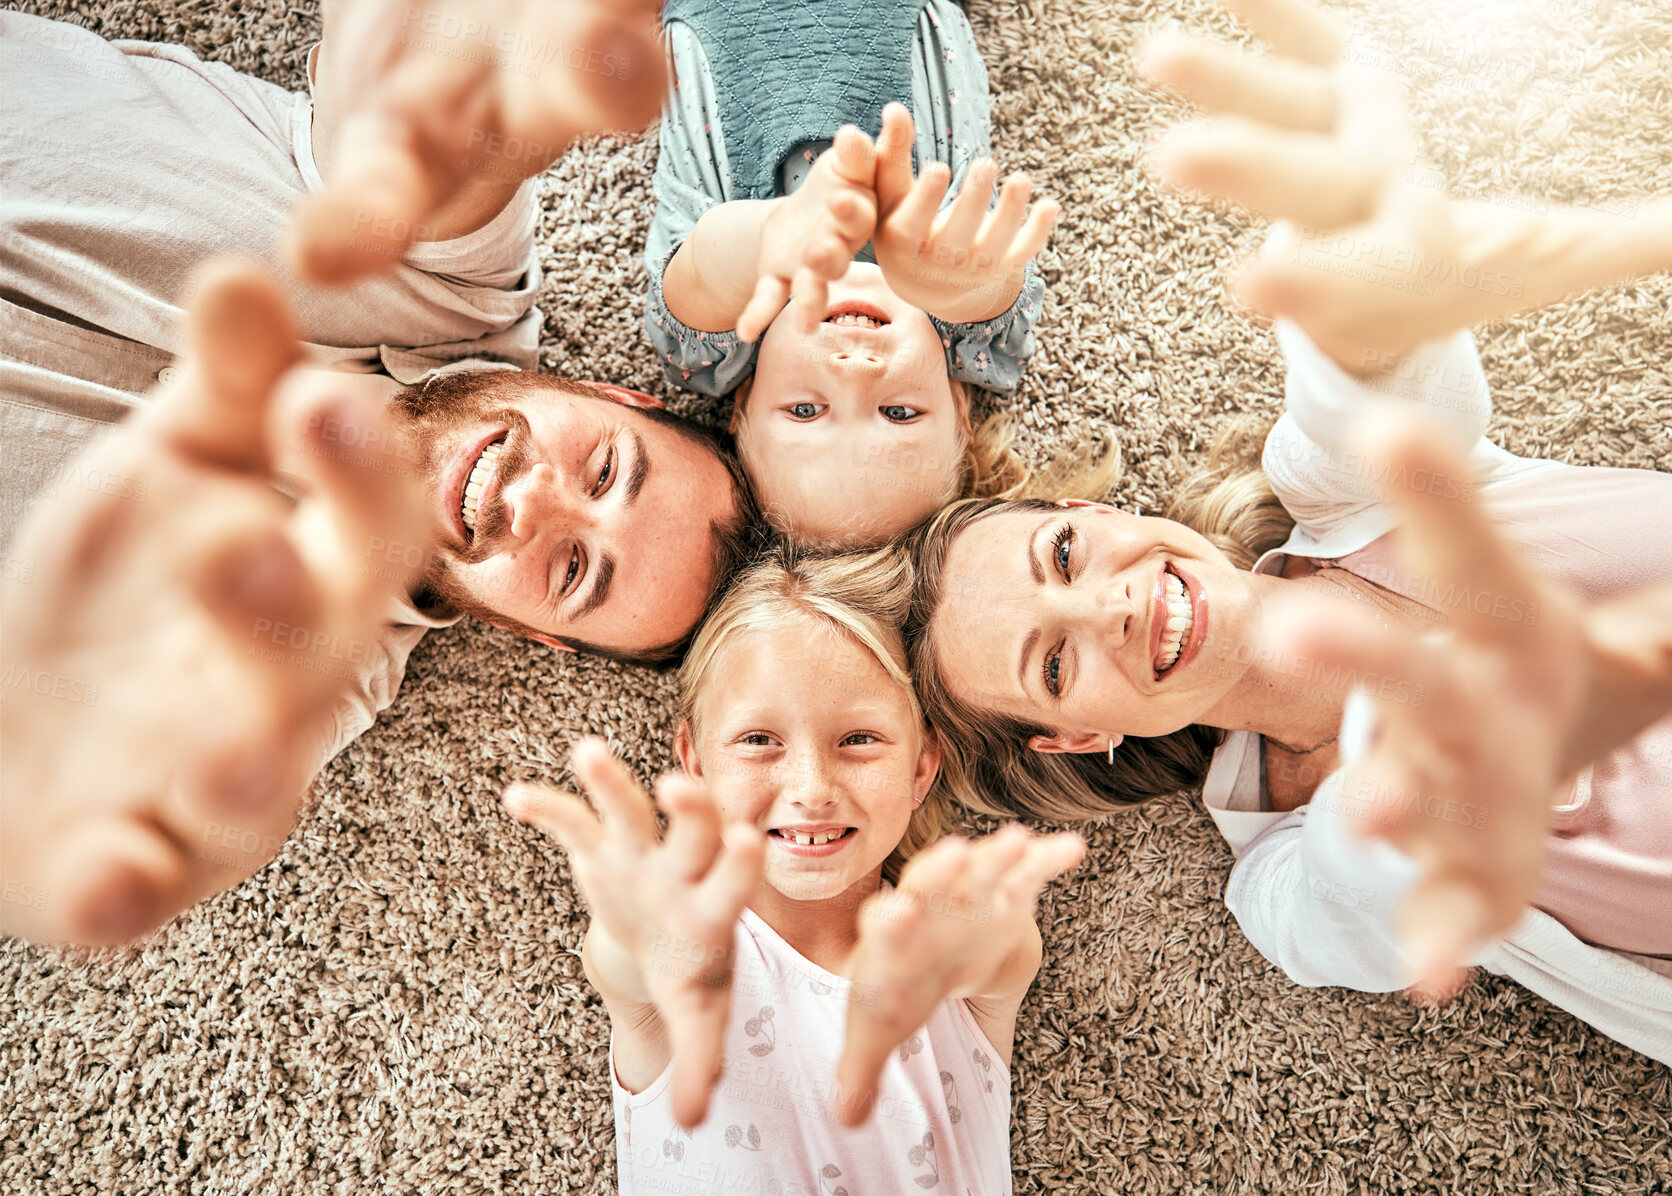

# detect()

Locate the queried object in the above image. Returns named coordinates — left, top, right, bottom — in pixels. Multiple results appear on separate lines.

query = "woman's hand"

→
left=504, top=737, right=765, bottom=1128
left=0, top=260, right=426, bottom=947
left=1260, top=417, right=1588, bottom=996
left=870, top=104, right=1059, bottom=325
left=1138, top=0, right=1672, bottom=374
left=736, top=127, right=881, bottom=342
left=833, top=825, right=1084, bottom=1126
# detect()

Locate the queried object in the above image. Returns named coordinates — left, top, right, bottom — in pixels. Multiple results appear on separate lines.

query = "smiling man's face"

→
left=396, top=370, right=747, bottom=662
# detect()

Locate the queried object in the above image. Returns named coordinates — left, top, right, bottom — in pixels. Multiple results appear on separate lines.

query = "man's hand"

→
left=504, top=737, right=765, bottom=1129
left=833, top=825, right=1084, bottom=1126
left=291, top=0, right=665, bottom=284
left=1136, top=0, right=1665, bottom=373
left=0, top=260, right=427, bottom=947
left=736, top=126, right=881, bottom=342
left=1259, top=417, right=1588, bottom=996
left=871, top=104, right=1059, bottom=325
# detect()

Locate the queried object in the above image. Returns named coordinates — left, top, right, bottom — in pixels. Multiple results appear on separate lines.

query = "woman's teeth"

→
left=460, top=439, right=504, bottom=532
left=1157, top=570, right=1192, bottom=673
left=825, top=312, right=883, bottom=328
left=773, top=829, right=849, bottom=846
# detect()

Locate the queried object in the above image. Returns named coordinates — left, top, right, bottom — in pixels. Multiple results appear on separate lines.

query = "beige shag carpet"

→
left=3, top=0, right=1670, bottom=1192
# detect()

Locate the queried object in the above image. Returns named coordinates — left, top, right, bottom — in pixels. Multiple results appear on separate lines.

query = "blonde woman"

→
left=898, top=0, right=1672, bottom=1061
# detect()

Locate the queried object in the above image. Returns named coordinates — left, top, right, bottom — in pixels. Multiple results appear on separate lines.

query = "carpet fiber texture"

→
left=3, top=0, right=1670, bottom=1193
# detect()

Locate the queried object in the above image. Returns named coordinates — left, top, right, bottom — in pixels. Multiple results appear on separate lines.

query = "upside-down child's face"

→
left=677, top=615, right=938, bottom=903
left=736, top=262, right=968, bottom=546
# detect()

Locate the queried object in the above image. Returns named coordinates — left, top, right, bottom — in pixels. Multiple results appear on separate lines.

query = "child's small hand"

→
left=833, top=825, right=1085, bottom=1126
left=505, top=737, right=766, bottom=1128
left=737, top=127, right=879, bottom=342
left=871, top=103, right=1060, bottom=325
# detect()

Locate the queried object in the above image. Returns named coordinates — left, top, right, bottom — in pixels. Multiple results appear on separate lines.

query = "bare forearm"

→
left=662, top=199, right=782, bottom=332
left=1461, top=197, right=1672, bottom=323
left=1561, top=581, right=1672, bottom=777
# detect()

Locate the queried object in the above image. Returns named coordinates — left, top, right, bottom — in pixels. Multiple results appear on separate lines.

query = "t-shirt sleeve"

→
left=645, top=247, right=759, bottom=398
left=1263, top=321, right=1492, bottom=546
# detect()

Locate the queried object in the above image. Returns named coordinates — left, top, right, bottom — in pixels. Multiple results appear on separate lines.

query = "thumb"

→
left=828, top=124, right=878, bottom=189
left=157, top=260, right=303, bottom=474
left=1399, top=874, right=1493, bottom=1000
left=287, top=103, right=447, bottom=285
left=737, top=275, right=791, bottom=344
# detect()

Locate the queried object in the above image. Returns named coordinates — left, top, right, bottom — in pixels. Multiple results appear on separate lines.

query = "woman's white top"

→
left=1199, top=323, right=1672, bottom=1065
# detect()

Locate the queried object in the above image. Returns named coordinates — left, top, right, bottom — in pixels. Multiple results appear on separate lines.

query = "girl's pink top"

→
left=1334, top=463, right=1672, bottom=957
left=611, top=906, right=1015, bottom=1195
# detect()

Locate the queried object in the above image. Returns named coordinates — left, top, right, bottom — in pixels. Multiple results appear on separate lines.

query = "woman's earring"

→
left=1107, top=738, right=1116, bottom=766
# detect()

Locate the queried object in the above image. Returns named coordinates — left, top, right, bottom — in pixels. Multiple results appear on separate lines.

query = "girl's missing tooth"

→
left=505, top=547, right=1082, bottom=1194
left=645, top=0, right=1061, bottom=547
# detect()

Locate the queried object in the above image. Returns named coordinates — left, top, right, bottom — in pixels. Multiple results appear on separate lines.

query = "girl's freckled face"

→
left=692, top=616, right=930, bottom=901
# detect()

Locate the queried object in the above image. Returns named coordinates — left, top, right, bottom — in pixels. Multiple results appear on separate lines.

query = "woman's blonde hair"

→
left=677, top=542, right=952, bottom=883
left=901, top=415, right=1293, bottom=822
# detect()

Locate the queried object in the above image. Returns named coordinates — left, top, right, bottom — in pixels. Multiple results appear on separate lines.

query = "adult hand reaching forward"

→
left=1139, top=0, right=1672, bottom=374
left=292, top=0, right=666, bottom=284
left=1259, top=417, right=1588, bottom=996
left=1, top=260, right=427, bottom=947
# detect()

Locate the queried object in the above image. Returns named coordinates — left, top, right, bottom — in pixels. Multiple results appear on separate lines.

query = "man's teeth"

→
left=777, top=829, right=846, bottom=846
left=460, top=440, right=504, bottom=532
left=1157, top=570, right=1192, bottom=673
left=825, top=312, right=883, bottom=328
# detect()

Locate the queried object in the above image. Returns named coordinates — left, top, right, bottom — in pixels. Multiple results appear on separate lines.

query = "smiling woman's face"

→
left=738, top=262, right=966, bottom=546
left=931, top=504, right=1262, bottom=745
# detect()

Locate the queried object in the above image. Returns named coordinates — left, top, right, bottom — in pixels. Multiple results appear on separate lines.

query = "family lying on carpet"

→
left=1, top=0, right=1668, bottom=1191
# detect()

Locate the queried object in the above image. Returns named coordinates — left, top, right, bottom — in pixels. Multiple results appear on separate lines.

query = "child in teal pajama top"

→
left=645, top=0, right=1061, bottom=547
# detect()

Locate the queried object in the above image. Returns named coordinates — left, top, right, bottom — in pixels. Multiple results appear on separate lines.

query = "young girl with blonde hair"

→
left=505, top=545, right=1082, bottom=1193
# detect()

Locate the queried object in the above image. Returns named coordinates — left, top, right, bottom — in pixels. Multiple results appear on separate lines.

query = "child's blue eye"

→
left=881, top=405, right=921, bottom=423
left=788, top=402, right=822, bottom=420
